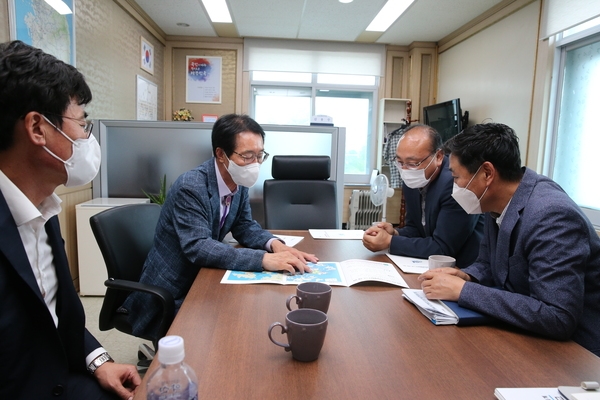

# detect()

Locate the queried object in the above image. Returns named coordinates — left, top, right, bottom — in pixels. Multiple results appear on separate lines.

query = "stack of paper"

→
left=402, top=289, right=492, bottom=326
left=402, top=289, right=458, bottom=325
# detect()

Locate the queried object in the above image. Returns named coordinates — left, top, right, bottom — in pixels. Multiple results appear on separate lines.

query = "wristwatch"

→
left=88, top=352, right=114, bottom=374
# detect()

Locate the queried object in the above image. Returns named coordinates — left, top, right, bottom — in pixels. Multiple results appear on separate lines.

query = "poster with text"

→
left=186, top=56, right=222, bottom=104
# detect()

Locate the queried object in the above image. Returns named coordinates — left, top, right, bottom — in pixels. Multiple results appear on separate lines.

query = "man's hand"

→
left=270, top=240, right=319, bottom=264
left=263, top=251, right=313, bottom=274
left=417, top=267, right=471, bottom=301
left=94, top=362, right=140, bottom=400
left=362, top=224, right=394, bottom=252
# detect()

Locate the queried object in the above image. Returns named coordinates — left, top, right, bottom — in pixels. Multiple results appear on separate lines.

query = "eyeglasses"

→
left=44, top=113, right=93, bottom=138
left=232, top=151, right=270, bottom=164
left=394, top=153, right=435, bottom=170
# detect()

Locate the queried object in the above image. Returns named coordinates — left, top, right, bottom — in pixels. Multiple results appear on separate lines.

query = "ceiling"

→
left=132, top=0, right=506, bottom=46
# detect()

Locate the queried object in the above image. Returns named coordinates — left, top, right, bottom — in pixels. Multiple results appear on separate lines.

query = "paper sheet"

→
left=386, top=253, right=429, bottom=274
left=308, top=229, right=364, bottom=239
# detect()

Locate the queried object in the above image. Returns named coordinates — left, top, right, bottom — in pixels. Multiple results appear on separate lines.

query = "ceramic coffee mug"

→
left=428, top=255, right=456, bottom=270
left=268, top=308, right=328, bottom=362
left=286, top=282, right=332, bottom=313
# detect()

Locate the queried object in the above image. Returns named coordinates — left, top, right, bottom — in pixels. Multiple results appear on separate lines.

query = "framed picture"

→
left=141, top=36, right=154, bottom=75
left=186, top=56, right=222, bottom=104
left=8, top=0, right=76, bottom=66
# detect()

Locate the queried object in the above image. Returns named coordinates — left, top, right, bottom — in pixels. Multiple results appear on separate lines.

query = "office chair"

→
left=263, top=155, right=337, bottom=229
left=89, top=203, right=175, bottom=370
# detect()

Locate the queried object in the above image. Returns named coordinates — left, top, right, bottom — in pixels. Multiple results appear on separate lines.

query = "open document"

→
left=221, top=260, right=408, bottom=288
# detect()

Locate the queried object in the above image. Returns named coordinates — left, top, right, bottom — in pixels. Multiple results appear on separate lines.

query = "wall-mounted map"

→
left=9, top=0, right=75, bottom=66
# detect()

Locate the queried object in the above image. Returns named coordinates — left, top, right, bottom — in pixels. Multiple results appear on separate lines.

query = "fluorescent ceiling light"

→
left=339, top=0, right=353, bottom=3
left=201, top=0, right=233, bottom=23
left=44, top=0, right=72, bottom=15
left=366, top=0, right=414, bottom=32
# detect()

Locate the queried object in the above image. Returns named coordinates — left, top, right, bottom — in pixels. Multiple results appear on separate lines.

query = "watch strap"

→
left=88, top=352, right=114, bottom=374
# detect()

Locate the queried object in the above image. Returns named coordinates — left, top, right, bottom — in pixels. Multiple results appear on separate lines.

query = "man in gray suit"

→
left=419, top=123, right=600, bottom=356
left=123, top=114, right=318, bottom=338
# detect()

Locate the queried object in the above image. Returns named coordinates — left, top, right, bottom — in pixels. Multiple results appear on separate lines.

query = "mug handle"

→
left=286, top=295, right=302, bottom=311
left=268, top=322, right=290, bottom=351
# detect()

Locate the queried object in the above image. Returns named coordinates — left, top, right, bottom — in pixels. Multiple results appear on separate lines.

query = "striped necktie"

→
left=220, top=195, right=232, bottom=229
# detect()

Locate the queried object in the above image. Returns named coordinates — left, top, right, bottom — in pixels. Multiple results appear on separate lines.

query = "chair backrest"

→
left=90, top=203, right=161, bottom=331
left=263, top=155, right=337, bottom=229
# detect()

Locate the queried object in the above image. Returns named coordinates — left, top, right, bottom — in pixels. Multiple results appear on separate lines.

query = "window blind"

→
left=244, top=38, right=385, bottom=76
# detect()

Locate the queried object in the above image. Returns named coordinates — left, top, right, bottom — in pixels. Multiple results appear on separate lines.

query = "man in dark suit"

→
left=419, top=123, right=600, bottom=356
left=122, top=114, right=319, bottom=338
left=0, top=41, right=140, bottom=399
left=363, top=124, right=484, bottom=267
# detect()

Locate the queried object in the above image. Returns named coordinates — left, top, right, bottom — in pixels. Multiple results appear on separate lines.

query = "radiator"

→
left=348, top=190, right=382, bottom=230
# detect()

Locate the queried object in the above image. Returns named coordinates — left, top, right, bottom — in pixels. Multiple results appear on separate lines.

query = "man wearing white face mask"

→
left=363, top=124, right=483, bottom=267
left=419, top=123, right=600, bottom=356
left=123, top=114, right=318, bottom=339
left=0, top=41, right=141, bottom=399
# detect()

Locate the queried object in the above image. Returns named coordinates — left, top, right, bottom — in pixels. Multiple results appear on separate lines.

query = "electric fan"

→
left=370, top=174, right=394, bottom=223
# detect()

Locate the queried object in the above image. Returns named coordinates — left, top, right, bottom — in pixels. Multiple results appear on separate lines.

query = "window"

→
left=251, top=71, right=378, bottom=183
left=545, top=23, right=600, bottom=226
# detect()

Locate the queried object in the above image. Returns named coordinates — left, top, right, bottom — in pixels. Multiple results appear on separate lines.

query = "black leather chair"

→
left=89, top=203, right=174, bottom=369
left=263, top=155, right=337, bottom=229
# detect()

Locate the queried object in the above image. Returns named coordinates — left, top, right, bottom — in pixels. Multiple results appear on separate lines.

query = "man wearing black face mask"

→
left=419, top=123, right=600, bottom=357
left=363, top=124, right=484, bottom=267
left=122, top=113, right=318, bottom=339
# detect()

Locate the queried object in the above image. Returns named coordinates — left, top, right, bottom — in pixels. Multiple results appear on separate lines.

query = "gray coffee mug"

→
left=286, top=282, right=332, bottom=313
left=268, top=308, right=328, bottom=362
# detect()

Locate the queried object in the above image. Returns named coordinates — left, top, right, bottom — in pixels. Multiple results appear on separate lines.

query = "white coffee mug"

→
left=428, top=255, right=456, bottom=270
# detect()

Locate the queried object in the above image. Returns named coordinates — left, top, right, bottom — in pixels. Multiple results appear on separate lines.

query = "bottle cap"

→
left=157, top=335, right=185, bottom=364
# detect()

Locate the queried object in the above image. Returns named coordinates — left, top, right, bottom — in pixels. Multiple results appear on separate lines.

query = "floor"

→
left=80, top=295, right=153, bottom=374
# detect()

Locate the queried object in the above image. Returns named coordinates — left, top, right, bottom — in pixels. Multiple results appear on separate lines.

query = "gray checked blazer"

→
left=123, top=158, right=275, bottom=338
left=459, top=168, right=600, bottom=356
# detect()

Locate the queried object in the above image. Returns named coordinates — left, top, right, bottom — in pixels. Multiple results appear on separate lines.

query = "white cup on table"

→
left=428, top=255, right=456, bottom=270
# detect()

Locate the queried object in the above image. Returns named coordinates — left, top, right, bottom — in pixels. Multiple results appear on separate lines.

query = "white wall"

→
left=437, top=1, right=540, bottom=162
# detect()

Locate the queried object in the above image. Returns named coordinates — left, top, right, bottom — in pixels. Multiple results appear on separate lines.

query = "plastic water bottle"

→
left=146, top=335, right=198, bottom=400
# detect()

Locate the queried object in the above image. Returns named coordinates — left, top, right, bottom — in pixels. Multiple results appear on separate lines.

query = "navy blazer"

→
left=0, top=191, right=101, bottom=398
left=460, top=168, right=600, bottom=356
left=391, top=156, right=484, bottom=267
left=123, top=158, right=276, bottom=338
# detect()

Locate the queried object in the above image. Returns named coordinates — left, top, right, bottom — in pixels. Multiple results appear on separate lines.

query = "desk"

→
left=134, top=231, right=600, bottom=399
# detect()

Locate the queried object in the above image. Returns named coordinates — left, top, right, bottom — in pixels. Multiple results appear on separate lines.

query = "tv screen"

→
left=423, top=98, right=462, bottom=142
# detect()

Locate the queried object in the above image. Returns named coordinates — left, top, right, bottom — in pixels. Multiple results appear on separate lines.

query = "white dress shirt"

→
left=0, top=169, right=104, bottom=366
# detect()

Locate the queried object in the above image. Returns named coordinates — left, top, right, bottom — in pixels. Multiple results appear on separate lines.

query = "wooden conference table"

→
left=134, top=231, right=600, bottom=399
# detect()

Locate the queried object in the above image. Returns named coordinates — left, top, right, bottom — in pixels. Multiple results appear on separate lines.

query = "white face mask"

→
left=42, top=116, right=101, bottom=187
left=451, top=164, right=488, bottom=214
left=226, top=156, right=260, bottom=187
left=398, top=154, right=438, bottom=189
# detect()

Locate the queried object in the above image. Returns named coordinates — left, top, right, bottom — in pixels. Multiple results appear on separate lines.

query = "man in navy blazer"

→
left=0, top=41, right=139, bottom=399
left=123, top=114, right=318, bottom=338
left=419, top=123, right=600, bottom=356
left=363, top=124, right=483, bottom=267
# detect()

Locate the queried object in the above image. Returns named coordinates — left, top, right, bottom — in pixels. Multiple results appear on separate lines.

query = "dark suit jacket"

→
left=123, top=158, right=275, bottom=338
left=460, top=168, right=600, bottom=356
left=391, top=156, right=484, bottom=267
left=0, top=191, right=101, bottom=399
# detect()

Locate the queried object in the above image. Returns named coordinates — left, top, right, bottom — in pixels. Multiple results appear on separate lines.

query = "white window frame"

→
left=544, top=24, right=600, bottom=227
left=250, top=72, right=379, bottom=184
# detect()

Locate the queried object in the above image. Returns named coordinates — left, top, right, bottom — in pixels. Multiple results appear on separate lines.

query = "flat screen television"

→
left=422, top=98, right=463, bottom=142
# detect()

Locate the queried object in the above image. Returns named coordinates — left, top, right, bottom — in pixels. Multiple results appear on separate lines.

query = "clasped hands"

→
left=418, top=267, right=471, bottom=301
left=362, top=222, right=397, bottom=252
left=263, top=240, right=318, bottom=275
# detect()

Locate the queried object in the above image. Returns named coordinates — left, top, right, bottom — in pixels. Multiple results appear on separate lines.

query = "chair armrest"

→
left=105, top=278, right=176, bottom=340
